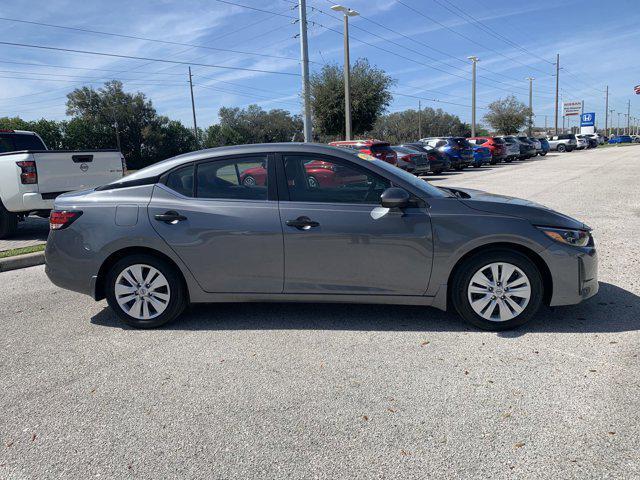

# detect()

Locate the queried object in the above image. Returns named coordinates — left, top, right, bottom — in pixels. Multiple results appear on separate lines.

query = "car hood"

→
left=448, top=187, right=590, bottom=230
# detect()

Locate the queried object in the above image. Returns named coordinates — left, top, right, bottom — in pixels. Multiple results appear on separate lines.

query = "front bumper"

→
left=542, top=242, right=599, bottom=306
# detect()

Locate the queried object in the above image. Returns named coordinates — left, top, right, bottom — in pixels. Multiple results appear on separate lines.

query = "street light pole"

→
left=609, top=109, right=615, bottom=137
left=331, top=4, right=359, bottom=141
left=526, top=77, right=534, bottom=136
left=617, top=112, right=621, bottom=135
left=468, top=56, right=479, bottom=137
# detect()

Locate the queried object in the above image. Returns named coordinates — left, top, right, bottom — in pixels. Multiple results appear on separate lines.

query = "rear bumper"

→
left=45, top=230, right=98, bottom=297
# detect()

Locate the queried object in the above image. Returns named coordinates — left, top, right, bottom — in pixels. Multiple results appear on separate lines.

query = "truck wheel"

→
left=0, top=202, right=18, bottom=239
left=557, top=144, right=566, bottom=152
left=451, top=249, right=544, bottom=331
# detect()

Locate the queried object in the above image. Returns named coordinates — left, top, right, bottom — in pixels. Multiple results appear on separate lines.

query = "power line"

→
left=0, top=41, right=300, bottom=76
left=212, top=0, right=296, bottom=19
left=0, top=16, right=311, bottom=64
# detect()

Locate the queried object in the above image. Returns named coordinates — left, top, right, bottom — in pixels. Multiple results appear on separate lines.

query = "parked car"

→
left=536, top=137, right=550, bottom=156
left=471, top=145, right=491, bottom=167
left=398, top=143, right=450, bottom=174
left=527, top=137, right=543, bottom=155
left=419, top=137, right=473, bottom=170
left=515, top=137, right=537, bottom=159
left=467, top=137, right=507, bottom=164
left=390, top=146, right=430, bottom=175
left=328, top=139, right=397, bottom=165
left=0, top=129, right=125, bottom=239
left=576, top=134, right=596, bottom=149
left=547, top=134, right=577, bottom=152
left=608, top=135, right=633, bottom=144
left=584, top=133, right=604, bottom=145
left=45, top=143, right=598, bottom=331
left=496, top=136, right=520, bottom=162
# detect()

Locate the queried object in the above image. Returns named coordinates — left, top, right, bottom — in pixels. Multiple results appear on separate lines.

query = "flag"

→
left=635, top=84, right=640, bottom=94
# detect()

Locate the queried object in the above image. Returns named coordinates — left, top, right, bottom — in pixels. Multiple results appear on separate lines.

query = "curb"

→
left=0, top=251, right=45, bottom=273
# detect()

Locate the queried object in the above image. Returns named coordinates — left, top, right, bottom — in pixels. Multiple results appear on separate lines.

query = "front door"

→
left=278, top=153, right=433, bottom=296
left=148, top=155, right=283, bottom=293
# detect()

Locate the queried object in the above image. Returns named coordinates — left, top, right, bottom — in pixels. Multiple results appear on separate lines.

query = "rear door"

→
left=278, top=153, right=432, bottom=296
left=148, top=154, right=284, bottom=293
left=33, top=151, right=124, bottom=194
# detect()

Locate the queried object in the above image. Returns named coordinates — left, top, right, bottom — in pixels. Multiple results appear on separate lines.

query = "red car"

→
left=240, top=160, right=366, bottom=188
left=328, top=139, right=398, bottom=165
left=467, top=137, right=507, bottom=164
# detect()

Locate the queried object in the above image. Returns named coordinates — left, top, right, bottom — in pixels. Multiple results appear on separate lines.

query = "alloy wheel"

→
left=114, top=264, right=171, bottom=320
left=467, top=262, right=531, bottom=322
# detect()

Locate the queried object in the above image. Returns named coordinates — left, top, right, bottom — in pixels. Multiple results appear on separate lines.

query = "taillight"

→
left=49, top=210, right=83, bottom=230
left=16, top=160, right=37, bottom=184
left=427, top=153, right=437, bottom=161
left=360, top=148, right=373, bottom=156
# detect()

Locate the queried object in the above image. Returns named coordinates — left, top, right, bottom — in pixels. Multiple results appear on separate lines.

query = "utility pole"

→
left=554, top=53, right=560, bottom=134
left=418, top=100, right=422, bottom=139
left=604, top=86, right=609, bottom=135
left=331, top=4, right=359, bottom=141
left=298, top=0, right=312, bottom=142
left=609, top=109, right=615, bottom=137
left=627, top=99, right=631, bottom=134
left=188, top=66, right=198, bottom=146
left=468, top=56, right=479, bottom=137
left=617, top=112, right=621, bottom=135
left=526, top=77, right=534, bottom=136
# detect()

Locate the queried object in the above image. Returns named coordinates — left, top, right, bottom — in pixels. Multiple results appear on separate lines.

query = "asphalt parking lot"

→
left=1, top=146, right=639, bottom=479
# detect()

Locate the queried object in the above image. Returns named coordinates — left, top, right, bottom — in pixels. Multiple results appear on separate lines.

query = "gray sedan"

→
left=45, top=143, right=598, bottom=330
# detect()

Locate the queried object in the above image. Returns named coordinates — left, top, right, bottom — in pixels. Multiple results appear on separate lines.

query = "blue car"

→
left=472, top=145, right=491, bottom=167
left=420, top=137, right=474, bottom=170
left=538, top=138, right=550, bottom=156
left=608, top=135, right=633, bottom=144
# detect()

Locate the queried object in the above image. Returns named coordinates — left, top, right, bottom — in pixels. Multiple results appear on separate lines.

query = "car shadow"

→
left=91, top=282, right=640, bottom=335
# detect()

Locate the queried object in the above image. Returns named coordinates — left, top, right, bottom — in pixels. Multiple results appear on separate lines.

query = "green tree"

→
left=61, top=117, right=116, bottom=150
left=370, top=107, right=470, bottom=143
left=142, top=117, right=197, bottom=162
left=203, top=105, right=303, bottom=147
left=310, top=59, right=394, bottom=138
left=483, top=96, right=532, bottom=135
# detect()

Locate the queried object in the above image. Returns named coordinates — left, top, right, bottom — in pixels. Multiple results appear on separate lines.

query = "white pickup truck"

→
left=0, top=129, right=125, bottom=238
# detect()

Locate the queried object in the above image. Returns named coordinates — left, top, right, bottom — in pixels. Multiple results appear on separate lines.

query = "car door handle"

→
left=154, top=211, right=187, bottom=224
left=286, top=216, right=319, bottom=230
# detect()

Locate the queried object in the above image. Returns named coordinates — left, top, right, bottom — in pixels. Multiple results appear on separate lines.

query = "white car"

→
left=584, top=133, right=604, bottom=145
left=574, top=135, right=589, bottom=149
left=0, top=130, right=125, bottom=238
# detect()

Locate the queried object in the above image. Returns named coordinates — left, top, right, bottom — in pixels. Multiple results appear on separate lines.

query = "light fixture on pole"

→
left=331, top=4, right=359, bottom=140
left=467, top=56, right=479, bottom=137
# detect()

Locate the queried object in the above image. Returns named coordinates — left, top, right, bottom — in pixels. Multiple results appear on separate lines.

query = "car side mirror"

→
left=380, top=187, right=410, bottom=209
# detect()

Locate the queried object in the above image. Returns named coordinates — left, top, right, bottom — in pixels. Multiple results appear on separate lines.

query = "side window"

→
left=165, top=165, right=194, bottom=197
left=196, top=156, right=268, bottom=200
left=0, top=134, right=14, bottom=153
left=283, top=155, right=390, bottom=204
left=436, top=140, right=447, bottom=148
left=13, top=134, right=46, bottom=151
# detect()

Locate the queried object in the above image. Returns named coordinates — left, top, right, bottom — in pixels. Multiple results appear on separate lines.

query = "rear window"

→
left=370, top=144, right=394, bottom=153
left=558, top=134, right=575, bottom=140
left=492, top=137, right=505, bottom=144
left=0, top=133, right=46, bottom=152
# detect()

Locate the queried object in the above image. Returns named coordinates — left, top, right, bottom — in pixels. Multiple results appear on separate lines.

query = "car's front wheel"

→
left=451, top=249, right=544, bottom=330
left=105, top=254, right=187, bottom=328
left=557, top=144, right=566, bottom=152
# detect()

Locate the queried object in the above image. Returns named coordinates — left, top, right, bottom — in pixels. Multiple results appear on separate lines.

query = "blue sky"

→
left=1, top=0, right=639, bottom=131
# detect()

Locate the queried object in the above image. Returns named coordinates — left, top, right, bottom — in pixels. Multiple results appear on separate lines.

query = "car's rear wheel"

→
left=451, top=249, right=544, bottom=331
left=557, top=144, right=566, bottom=152
left=106, top=254, right=186, bottom=328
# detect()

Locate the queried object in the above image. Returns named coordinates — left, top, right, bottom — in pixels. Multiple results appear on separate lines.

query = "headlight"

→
left=538, top=227, right=591, bottom=247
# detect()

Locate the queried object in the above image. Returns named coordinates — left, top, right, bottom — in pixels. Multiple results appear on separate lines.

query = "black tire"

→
left=105, top=254, right=187, bottom=328
left=540, top=152, right=547, bottom=156
left=450, top=249, right=544, bottom=331
left=432, top=169, right=443, bottom=175
left=0, top=202, right=18, bottom=240
left=557, top=144, right=566, bottom=152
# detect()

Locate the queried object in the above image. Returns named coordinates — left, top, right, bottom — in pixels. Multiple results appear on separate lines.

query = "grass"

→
left=0, top=244, right=46, bottom=259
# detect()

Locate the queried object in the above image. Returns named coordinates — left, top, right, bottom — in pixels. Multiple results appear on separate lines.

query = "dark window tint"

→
left=283, top=155, right=390, bottom=204
left=492, top=137, right=505, bottom=144
left=165, top=165, right=194, bottom=197
left=449, top=138, right=471, bottom=147
left=369, top=144, right=393, bottom=153
left=12, top=133, right=46, bottom=151
left=196, top=156, right=268, bottom=200
left=435, top=140, right=447, bottom=147
left=0, top=134, right=13, bottom=153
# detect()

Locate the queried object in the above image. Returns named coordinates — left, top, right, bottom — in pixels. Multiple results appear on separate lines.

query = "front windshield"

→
left=368, top=159, right=451, bottom=198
